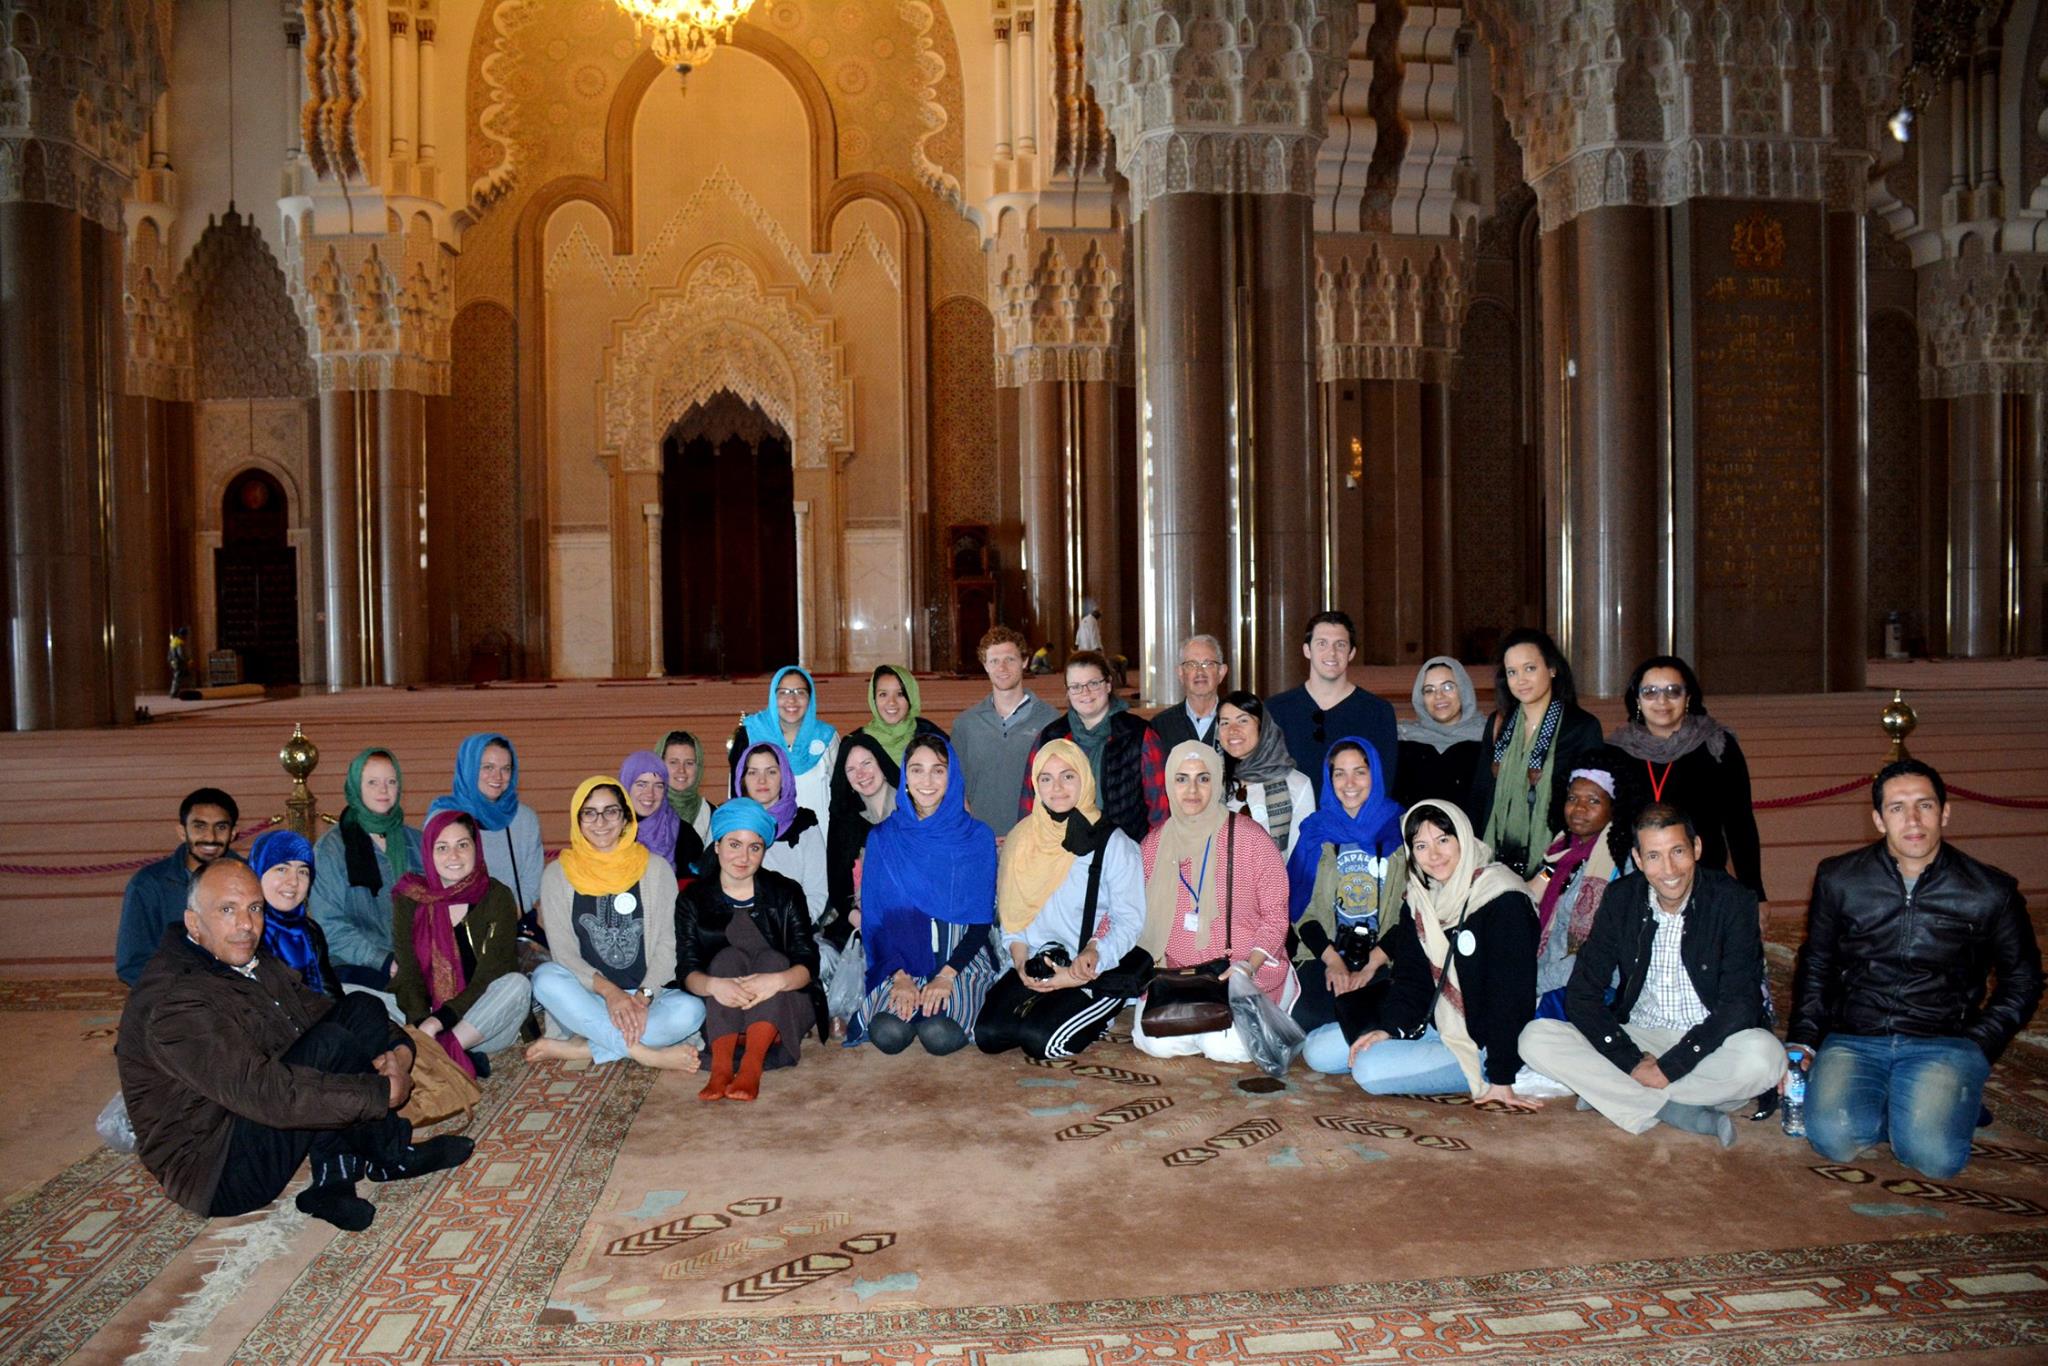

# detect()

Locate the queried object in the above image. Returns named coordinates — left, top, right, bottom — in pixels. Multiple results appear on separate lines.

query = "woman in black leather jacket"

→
left=676, top=799, right=826, bottom=1102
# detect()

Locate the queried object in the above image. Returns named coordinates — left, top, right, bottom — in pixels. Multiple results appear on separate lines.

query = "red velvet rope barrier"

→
left=0, top=818, right=281, bottom=877
left=1751, top=779, right=1870, bottom=810
left=1947, top=785, right=2048, bottom=811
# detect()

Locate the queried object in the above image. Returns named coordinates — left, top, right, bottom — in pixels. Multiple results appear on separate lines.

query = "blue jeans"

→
left=1806, top=1034, right=1991, bottom=1179
left=1303, top=1022, right=1476, bottom=1095
left=531, top=963, right=707, bottom=1065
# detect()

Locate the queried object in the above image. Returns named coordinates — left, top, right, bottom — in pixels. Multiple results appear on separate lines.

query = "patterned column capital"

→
left=282, top=213, right=454, bottom=395
left=1083, top=0, right=1359, bottom=216
left=1465, top=0, right=1907, bottom=230
left=0, top=0, right=166, bottom=232
left=1919, top=255, right=2048, bottom=399
left=988, top=220, right=1129, bottom=387
left=1315, top=233, right=1468, bottom=385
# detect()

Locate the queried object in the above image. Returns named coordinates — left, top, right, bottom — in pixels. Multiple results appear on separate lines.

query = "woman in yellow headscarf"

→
left=527, top=777, right=702, bottom=1071
left=975, top=740, right=1153, bottom=1061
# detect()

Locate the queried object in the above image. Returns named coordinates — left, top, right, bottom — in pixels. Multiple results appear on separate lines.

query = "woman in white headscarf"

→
left=1301, top=798, right=1542, bottom=1109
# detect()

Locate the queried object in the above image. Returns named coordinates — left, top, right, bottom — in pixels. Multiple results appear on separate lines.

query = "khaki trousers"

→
left=1520, top=1018, right=1786, bottom=1134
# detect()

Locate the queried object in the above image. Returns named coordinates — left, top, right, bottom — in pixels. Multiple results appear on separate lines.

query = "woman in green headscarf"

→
left=309, top=747, right=426, bottom=1018
left=658, top=730, right=715, bottom=848
left=858, top=665, right=947, bottom=766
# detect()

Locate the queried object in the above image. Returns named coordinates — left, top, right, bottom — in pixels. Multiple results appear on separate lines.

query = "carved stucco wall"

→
left=542, top=46, right=908, bottom=676
left=456, top=0, right=979, bottom=307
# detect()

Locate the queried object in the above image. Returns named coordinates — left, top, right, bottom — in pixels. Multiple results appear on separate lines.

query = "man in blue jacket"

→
left=114, top=787, right=241, bottom=985
left=1519, top=802, right=1785, bottom=1147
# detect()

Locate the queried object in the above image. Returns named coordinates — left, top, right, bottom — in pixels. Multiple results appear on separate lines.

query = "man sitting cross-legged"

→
left=118, top=860, right=474, bottom=1231
left=1519, top=802, right=1784, bottom=1147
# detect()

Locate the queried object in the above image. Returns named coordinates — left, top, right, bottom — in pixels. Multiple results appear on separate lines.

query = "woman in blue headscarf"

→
left=849, top=735, right=999, bottom=1054
left=1282, top=737, right=1408, bottom=1032
left=253, top=829, right=341, bottom=999
left=731, top=667, right=839, bottom=837
left=428, top=732, right=545, bottom=934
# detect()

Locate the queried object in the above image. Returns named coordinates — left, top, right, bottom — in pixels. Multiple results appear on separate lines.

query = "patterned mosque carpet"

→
left=6, top=951, right=2048, bottom=1364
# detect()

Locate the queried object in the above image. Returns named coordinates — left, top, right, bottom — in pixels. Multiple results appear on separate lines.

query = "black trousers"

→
left=1290, top=960, right=1391, bottom=1038
left=208, top=993, right=409, bottom=1217
left=975, top=953, right=1151, bottom=1062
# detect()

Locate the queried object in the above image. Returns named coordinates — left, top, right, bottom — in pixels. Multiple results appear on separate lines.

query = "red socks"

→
left=698, top=1033, right=738, bottom=1101
left=726, top=1022, right=779, bottom=1102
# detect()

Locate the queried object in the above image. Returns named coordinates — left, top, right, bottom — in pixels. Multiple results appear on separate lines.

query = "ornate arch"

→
left=599, top=252, right=850, bottom=472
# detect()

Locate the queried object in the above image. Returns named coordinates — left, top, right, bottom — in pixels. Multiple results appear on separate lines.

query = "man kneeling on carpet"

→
left=117, top=861, right=473, bottom=1231
left=1518, top=803, right=1784, bottom=1147
left=1786, top=759, right=2041, bottom=1179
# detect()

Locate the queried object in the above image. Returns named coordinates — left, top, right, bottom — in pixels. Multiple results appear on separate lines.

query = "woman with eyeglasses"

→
left=528, top=779, right=703, bottom=1071
left=1019, top=650, right=1167, bottom=844
left=676, top=799, right=827, bottom=1100
left=1302, top=800, right=1541, bottom=1108
left=730, top=666, right=840, bottom=838
left=1607, top=655, right=1765, bottom=900
left=1395, top=657, right=1487, bottom=811
left=1464, top=628, right=1605, bottom=878
left=1215, top=691, right=1314, bottom=859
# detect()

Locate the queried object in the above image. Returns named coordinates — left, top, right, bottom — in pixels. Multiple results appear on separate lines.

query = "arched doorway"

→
left=662, top=392, right=799, bottom=676
left=215, top=468, right=300, bottom=685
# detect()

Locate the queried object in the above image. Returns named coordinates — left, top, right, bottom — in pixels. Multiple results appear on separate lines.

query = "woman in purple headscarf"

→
left=621, top=749, right=706, bottom=876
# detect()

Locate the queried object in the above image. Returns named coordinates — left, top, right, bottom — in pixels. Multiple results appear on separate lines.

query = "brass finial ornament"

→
left=1881, top=689, right=1918, bottom=763
left=280, top=723, right=323, bottom=838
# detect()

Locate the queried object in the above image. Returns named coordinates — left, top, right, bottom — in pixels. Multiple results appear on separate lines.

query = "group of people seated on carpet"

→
left=114, top=613, right=2041, bottom=1232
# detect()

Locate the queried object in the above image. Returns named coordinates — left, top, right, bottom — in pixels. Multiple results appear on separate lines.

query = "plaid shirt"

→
left=1630, top=887, right=1709, bottom=1033
left=1017, top=724, right=1169, bottom=837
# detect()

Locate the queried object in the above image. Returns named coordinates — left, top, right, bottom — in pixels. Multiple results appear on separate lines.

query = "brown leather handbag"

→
left=1140, top=820, right=1235, bottom=1038
left=399, top=1025, right=481, bottom=1131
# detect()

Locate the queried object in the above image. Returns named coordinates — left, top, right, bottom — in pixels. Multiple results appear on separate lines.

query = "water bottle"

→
left=1781, top=1046, right=1807, bottom=1138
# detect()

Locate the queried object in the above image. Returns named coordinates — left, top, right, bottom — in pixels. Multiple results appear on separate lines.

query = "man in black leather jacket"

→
left=1788, top=759, right=2041, bottom=1178
left=1520, top=803, right=1785, bottom=1146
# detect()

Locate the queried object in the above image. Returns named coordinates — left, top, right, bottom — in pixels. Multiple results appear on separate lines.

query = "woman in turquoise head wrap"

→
left=732, top=666, right=840, bottom=842
left=428, top=732, right=546, bottom=928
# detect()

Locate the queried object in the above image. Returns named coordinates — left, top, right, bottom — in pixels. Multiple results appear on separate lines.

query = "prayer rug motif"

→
left=0, top=979, right=127, bottom=1012
left=1053, top=1095, right=1174, bottom=1140
left=722, top=1232, right=898, bottom=1304
left=0, top=1148, right=204, bottom=1364
left=1811, top=1163, right=2048, bottom=1217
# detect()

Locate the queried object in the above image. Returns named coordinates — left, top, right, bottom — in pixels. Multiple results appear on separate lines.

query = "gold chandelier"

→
left=614, top=0, right=757, bottom=75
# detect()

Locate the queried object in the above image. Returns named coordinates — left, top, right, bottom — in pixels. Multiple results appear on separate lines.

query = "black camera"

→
left=1025, top=944, right=1073, bottom=980
left=1333, top=918, right=1379, bottom=973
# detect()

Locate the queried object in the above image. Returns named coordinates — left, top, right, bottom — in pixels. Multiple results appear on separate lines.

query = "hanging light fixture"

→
left=614, top=0, right=758, bottom=82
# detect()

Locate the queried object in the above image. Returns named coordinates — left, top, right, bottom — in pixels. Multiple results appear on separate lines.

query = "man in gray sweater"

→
left=951, top=625, right=1057, bottom=840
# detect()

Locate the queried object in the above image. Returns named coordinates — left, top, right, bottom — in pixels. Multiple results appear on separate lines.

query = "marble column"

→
left=1078, top=378, right=1124, bottom=657
left=1944, top=391, right=2022, bottom=657
left=1244, top=194, right=1323, bottom=693
left=318, top=389, right=373, bottom=688
left=1543, top=205, right=1664, bottom=699
left=117, top=394, right=187, bottom=693
left=1137, top=193, right=1232, bottom=703
left=1017, top=377, right=1071, bottom=657
left=2020, top=388, right=2048, bottom=657
left=1352, top=379, right=1427, bottom=667
left=1822, top=210, right=1868, bottom=690
left=376, top=390, right=428, bottom=686
left=0, top=203, right=132, bottom=728
left=1422, top=380, right=1456, bottom=658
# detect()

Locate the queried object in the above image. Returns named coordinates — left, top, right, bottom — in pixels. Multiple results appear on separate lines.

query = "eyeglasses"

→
left=1637, top=684, right=1686, bottom=701
left=1419, top=682, right=1459, bottom=697
left=775, top=687, right=809, bottom=700
left=1067, top=680, right=1110, bottom=695
left=1178, top=660, right=1223, bottom=672
left=579, top=805, right=627, bottom=824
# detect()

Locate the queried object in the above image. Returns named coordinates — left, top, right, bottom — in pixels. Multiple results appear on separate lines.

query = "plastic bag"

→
left=1228, top=970, right=1306, bottom=1078
left=822, top=934, right=868, bottom=1023
left=96, top=1091, right=136, bottom=1153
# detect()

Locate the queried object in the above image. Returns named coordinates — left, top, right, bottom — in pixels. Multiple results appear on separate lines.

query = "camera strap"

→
left=1076, top=818, right=1108, bottom=953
